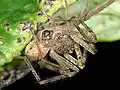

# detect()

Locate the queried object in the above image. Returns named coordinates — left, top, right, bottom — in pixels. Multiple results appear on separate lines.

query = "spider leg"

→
left=64, top=0, right=69, bottom=20
left=39, top=74, right=68, bottom=85
left=50, top=50, right=79, bottom=74
left=80, top=0, right=88, bottom=21
left=85, top=0, right=115, bottom=21
left=70, top=29, right=96, bottom=54
left=37, top=55, right=79, bottom=85
left=74, top=44, right=88, bottom=69
left=71, top=15, right=97, bottom=43
left=72, top=18, right=97, bottom=43
left=16, top=56, right=41, bottom=83
left=74, top=44, right=85, bottom=69
left=24, top=57, right=41, bottom=82
left=38, top=59, right=62, bottom=73
left=50, top=50, right=70, bottom=72
left=78, top=20, right=97, bottom=43
left=64, top=53, right=79, bottom=68
left=82, top=49, right=87, bottom=65
left=64, top=44, right=87, bottom=69
left=39, top=71, right=77, bottom=85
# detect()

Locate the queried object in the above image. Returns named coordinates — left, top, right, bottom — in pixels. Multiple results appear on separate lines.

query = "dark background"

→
left=2, top=41, right=119, bottom=90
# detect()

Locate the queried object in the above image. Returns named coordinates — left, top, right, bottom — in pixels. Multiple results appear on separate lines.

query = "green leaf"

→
left=0, top=26, right=32, bottom=66
left=0, top=0, right=39, bottom=24
left=86, top=0, right=120, bottom=42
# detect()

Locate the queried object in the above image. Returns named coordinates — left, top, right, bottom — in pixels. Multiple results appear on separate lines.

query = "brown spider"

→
left=25, top=0, right=115, bottom=85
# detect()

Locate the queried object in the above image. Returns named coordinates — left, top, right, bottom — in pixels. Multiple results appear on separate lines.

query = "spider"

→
left=24, top=0, right=115, bottom=85
left=0, top=0, right=115, bottom=89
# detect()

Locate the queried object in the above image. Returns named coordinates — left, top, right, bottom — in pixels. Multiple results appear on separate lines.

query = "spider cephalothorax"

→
left=38, top=27, right=75, bottom=54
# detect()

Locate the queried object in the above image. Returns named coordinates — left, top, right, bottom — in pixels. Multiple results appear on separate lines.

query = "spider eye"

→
left=41, top=30, right=53, bottom=40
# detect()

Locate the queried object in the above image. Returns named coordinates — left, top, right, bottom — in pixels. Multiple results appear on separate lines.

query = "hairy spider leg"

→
left=24, top=56, right=41, bottom=82
left=85, top=0, right=115, bottom=21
